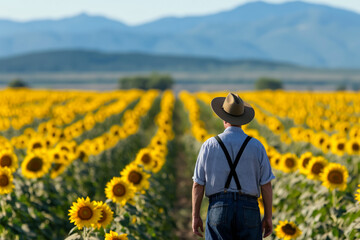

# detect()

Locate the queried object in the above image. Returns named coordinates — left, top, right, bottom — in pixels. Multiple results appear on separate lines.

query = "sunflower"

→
left=320, top=163, right=348, bottom=191
left=275, top=220, right=302, bottom=240
left=92, top=201, right=113, bottom=229
left=151, top=156, right=165, bottom=173
left=134, top=148, right=158, bottom=171
left=0, top=137, right=13, bottom=151
left=105, top=231, right=128, bottom=240
left=300, top=129, right=313, bottom=143
left=0, top=168, right=14, bottom=195
left=77, top=145, right=89, bottom=163
left=271, top=153, right=282, bottom=170
left=312, top=132, right=329, bottom=148
left=159, top=127, right=174, bottom=140
left=44, top=136, right=56, bottom=149
left=346, top=139, right=360, bottom=155
left=24, top=128, right=36, bottom=139
left=331, top=138, right=347, bottom=156
left=21, top=151, right=51, bottom=179
left=89, top=138, right=105, bottom=156
left=150, top=135, right=167, bottom=148
left=306, top=156, right=328, bottom=181
left=27, top=136, right=47, bottom=152
left=280, top=133, right=292, bottom=145
left=150, top=144, right=168, bottom=158
left=120, top=163, right=150, bottom=192
left=355, top=185, right=360, bottom=204
left=321, top=140, right=331, bottom=154
left=50, top=159, right=69, bottom=179
left=258, top=196, right=264, bottom=215
left=48, top=128, right=62, bottom=140
left=105, top=177, right=136, bottom=206
left=37, top=122, right=49, bottom=135
left=11, top=135, right=28, bottom=149
left=0, top=150, right=18, bottom=173
left=68, top=197, right=102, bottom=230
left=280, top=153, right=298, bottom=173
left=298, top=152, right=313, bottom=175
left=110, top=125, right=125, bottom=139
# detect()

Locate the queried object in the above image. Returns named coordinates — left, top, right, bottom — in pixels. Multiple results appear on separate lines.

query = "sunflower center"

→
left=352, top=143, right=360, bottom=151
left=141, top=154, right=151, bottom=164
left=157, top=140, right=161, bottom=145
left=61, top=146, right=69, bottom=152
left=274, top=158, right=280, bottom=165
left=302, top=157, right=311, bottom=168
left=327, top=170, right=343, bottom=184
left=54, top=154, right=60, bottom=160
left=98, top=209, right=107, bottom=223
left=128, top=171, right=142, bottom=185
left=285, top=158, right=295, bottom=168
left=337, top=143, right=345, bottom=150
left=33, top=142, right=42, bottom=149
left=281, top=224, right=296, bottom=235
left=26, top=157, right=43, bottom=172
left=0, top=155, right=12, bottom=167
left=113, top=183, right=126, bottom=197
left=0, top=174, right=9, bottom=187
left=311, top=162, right=324, bottom=175
left=79, top=151, right=86, bottom=160
left=319, top=138, right=324, bottom=144
left=78, top=206, right=93, bottom=220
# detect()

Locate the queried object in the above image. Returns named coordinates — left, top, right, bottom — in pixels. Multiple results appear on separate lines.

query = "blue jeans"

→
left=205, top=192, right=262, bottom=240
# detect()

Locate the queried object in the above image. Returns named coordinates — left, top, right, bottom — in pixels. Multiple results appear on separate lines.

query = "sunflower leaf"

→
left=68, top=226, right=78, bottom=235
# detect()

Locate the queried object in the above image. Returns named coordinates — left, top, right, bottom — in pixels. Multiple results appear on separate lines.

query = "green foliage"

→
left=254, top=77, right=283, bottom=90
left=336, top=83, right=347, bottom=91
left=2, top=96, right=178, bottom=240
left=118, top=73, right=173, bottom=90
left=8, top=78, right=28, bottom=88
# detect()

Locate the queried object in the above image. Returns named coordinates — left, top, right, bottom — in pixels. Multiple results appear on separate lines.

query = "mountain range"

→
left=0, top=50, right=297, bottom=72
left=1, top=1, right=360, bottom=68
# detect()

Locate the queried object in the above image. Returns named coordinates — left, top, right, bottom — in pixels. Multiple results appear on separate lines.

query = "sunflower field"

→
left=0, top=88, right=360, bottom=240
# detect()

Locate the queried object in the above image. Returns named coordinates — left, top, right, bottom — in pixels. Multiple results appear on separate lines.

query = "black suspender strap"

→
left=215, top=135, right=252, bottom=192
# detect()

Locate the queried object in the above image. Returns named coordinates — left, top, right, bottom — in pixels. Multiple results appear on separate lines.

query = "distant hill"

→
left=0, top=50, right=297, bottom=72
left=1, top=1, right=360, bottom=68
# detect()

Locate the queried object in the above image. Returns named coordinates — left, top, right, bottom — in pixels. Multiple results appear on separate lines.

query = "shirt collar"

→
left=224, top=126, right=244, bottom=134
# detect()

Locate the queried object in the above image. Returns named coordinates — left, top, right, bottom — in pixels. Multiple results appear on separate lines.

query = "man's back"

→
left=193, top=126, right=274, bottom=198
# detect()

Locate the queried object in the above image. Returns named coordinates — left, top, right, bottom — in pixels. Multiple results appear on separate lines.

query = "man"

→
left=192, top=93, right=275, bottom=240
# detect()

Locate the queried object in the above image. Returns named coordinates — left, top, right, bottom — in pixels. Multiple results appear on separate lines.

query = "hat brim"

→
left=211, top=97, right=255, bottom=125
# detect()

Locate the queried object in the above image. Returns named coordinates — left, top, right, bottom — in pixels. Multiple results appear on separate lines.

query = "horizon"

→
left=1, top=0, right=360, bottom=25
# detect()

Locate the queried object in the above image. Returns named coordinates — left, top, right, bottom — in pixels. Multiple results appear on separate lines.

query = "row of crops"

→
left=1, top=88, right=360, bottom=239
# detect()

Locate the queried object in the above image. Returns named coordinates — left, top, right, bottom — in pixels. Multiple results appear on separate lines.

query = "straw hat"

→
left=211, top=93, right=255, bottom=125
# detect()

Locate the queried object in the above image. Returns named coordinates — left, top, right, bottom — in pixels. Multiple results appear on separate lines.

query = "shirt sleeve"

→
left=192, top=141, right=209, bottom=186
left=259, top=143, right=275, bottom=185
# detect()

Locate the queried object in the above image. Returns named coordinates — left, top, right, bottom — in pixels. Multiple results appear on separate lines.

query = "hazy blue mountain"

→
left=0, top=50, right=297, bottom=72
left=1, top=1, right=360, bottom=68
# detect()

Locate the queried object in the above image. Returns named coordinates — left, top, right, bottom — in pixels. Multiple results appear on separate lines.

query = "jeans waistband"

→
left=209, top=191, right=258, bottom=202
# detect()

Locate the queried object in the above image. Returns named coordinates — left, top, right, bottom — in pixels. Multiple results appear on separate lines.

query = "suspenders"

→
left=214, top=135, right=252, bottom=193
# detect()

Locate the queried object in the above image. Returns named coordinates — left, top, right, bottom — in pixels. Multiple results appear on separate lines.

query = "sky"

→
left=1, top=0, right=360, bottom=25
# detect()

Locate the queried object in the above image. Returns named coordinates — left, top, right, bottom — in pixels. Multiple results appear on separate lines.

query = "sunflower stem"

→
left=330, top=189, right=339, bottom=239
left=82, top=227, right=87, bottom=240
left=332, top=189, right=337, bottom=209
left=0, top=199, right=6, bottom=216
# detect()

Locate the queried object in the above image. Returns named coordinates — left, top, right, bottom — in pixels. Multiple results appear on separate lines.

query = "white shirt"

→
left=192, top=126, right=275, bottom=197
